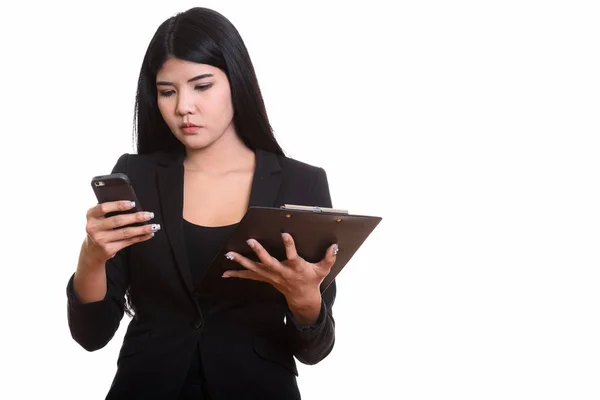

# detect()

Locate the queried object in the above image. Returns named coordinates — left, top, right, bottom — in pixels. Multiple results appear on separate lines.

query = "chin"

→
left=178, top=135, right=217, bottom=151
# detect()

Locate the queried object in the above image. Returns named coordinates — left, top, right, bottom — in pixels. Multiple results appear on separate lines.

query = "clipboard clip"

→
left=281, top=204, right=349, bottom=214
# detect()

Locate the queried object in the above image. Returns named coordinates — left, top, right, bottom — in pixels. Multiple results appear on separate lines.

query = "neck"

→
left=183, top=129, right=255, bottom=174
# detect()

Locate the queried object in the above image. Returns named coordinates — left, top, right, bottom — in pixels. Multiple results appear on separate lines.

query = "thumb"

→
left=317, top=243, right=338, bottom=271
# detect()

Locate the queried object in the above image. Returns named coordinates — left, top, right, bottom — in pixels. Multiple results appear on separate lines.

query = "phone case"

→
left=91, top=173, right=143, bottom=223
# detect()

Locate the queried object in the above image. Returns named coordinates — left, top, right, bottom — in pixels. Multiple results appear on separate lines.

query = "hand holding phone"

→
left=91, top=173, right=142, bottom=219
left=84, top=173, right=160, bottom=263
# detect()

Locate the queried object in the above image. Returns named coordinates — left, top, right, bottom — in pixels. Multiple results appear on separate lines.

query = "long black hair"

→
left=133, top=7, right=284, bottom=155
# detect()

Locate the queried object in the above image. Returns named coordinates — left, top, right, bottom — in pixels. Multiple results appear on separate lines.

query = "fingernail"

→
left=146, top=212, right=154, bottom=220
left=246, top=239, right=255, bottom=248
left=150, top=232, right=155, bottom=238
left=151, top=224, right=161, bottom=231
left=130, top=201, right=136, bottom=208
left=281, top=232, right=290, bottom=242
left=222, top=272, right=230, bottom=278
left=225, top=253, right=234, bottom=260
left=333, top=244, right=339, bottom=255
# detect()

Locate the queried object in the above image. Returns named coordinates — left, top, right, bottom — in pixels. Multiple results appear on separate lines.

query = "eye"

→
left=158, top=90, right=175, bottom=97
left=195, top=84, right=212, bottom=92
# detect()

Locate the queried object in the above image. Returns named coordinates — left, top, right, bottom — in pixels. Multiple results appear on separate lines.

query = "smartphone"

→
left=91, top=173, right=143, bottom=225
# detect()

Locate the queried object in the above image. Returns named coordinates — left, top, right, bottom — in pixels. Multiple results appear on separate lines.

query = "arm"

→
left=66, top=154, right=131, bottom=351
left=222, top=167, right=339, bottom=364
left=67, top=249, right=130, bottom=351
left=285, top=167, right=337, bottom=365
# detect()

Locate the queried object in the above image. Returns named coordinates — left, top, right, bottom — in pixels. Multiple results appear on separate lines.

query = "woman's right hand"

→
left=82, top=200, right=160, bottom=265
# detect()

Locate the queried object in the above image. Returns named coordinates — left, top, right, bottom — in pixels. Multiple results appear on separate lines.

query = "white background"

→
left=0, top=1, right=599, bottom=399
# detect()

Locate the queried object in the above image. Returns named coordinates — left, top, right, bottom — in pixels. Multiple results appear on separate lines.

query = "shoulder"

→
left=277, top=153, right=325, bottom=178
left=258, top=148, right=327, bottom=187
left=109, top=151, right=169, bottom=173
left=270, top=152, right=332, bottom=206
left=273, top=153, right=329, bottom=194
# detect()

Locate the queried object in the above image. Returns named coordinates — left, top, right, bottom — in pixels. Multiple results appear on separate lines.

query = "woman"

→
left=66, top=6, right=338, bottom=400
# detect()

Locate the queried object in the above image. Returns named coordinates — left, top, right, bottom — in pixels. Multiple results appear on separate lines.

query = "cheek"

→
left=211, top=90, right=234, bottom=120
left=157, top=99, right=173, bottom=124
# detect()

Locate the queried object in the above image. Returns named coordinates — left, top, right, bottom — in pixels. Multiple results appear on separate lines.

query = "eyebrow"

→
left=156, top=74, right=213, bottom=86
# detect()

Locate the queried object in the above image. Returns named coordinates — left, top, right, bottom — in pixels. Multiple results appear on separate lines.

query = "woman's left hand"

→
left=222, top=233, right=338, bottom=305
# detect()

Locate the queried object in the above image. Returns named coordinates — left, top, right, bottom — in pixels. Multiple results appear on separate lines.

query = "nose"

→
left=176, top=92, right=195, bottom=116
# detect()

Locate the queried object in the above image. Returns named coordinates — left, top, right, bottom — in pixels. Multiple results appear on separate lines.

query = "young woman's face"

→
left=156, top=58, right=235, bottom=151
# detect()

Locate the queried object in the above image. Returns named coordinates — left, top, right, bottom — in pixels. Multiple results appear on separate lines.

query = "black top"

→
left=183, top=219, right=238, bottom=286
left=181, top=219, right=238, bottom=399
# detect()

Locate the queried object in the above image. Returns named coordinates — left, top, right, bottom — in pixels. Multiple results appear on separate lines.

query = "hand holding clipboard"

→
left=198, top=204, right=382, bottom=294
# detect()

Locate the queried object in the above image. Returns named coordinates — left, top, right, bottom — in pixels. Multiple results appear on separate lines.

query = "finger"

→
left=96, top=223, right=161, bottom=245
left=221, top=269, right=265, bottom=282
left=224, top=252, right=279, bottom=282
left=316, top=243, right=338, bottom=271
left=110, top=232, right=156, bottom=256
left=245, top=239, right=281, bottom=271
left=102, top=211, right=155, bottom=230
left=99, top=231, right=156, bottom=260
left=224, top=252, right=261, bottom=272
left=88, top=200, right=137, bottom=219
left=280, top=233, right=299, bottom=263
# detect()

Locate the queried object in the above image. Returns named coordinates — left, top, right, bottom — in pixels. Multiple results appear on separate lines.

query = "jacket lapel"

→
left=156, top=148, right=283, bottom=296
left=248, top=148, right=283, bottom=208
left=156, top=152, right=195, bottom=294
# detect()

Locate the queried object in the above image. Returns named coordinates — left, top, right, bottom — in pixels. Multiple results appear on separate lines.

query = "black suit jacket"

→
left=66, top=149, right=337, bottom=400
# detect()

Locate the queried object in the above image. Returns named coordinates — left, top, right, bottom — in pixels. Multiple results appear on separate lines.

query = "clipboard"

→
left=198, top=204, right=382, bottom=294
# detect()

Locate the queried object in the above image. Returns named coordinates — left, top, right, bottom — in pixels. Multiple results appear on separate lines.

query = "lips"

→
left=181, top=122, right=202, bottom=134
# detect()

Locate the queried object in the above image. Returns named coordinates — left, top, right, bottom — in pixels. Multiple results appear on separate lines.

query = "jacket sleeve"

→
left=286, top=167, right=337, bottom=365
left=66, top=153, right=131, bottom=352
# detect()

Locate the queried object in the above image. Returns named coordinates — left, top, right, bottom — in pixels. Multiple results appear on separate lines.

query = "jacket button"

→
left=191, top=317, right=203, bottom=330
